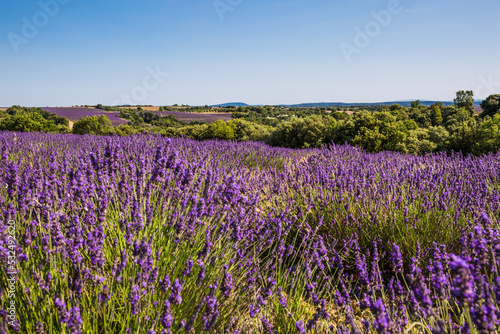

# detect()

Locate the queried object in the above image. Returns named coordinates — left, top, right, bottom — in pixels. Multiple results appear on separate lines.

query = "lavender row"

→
left=0, top=131, right=499, bottom=333
left=42, top=108, right=128, bottom=126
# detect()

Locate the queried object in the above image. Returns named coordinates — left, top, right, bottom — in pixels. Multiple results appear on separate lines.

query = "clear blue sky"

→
left=0, top=0, right=499, bottom=106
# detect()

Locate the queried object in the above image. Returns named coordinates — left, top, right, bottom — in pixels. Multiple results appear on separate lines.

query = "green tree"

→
left=334, top=112, right=408, bottom=153
left=331, top=111, right=349, bottom=120
left=0, top=112, right=59, bottom=132
left=480, top=94, right=500, bottom=118
left=72, top=115, right=113, bottom=135
left=454, top=90, right=475, bottom=116
left=428, top=126, right=450, bottom=152
left=268, top=115, right=336, bottom=149
left=411, top=100, right=422, bottom=109
left=6, top=105, right=24, bottom=115
left=407, top=106, right=432, bottom=127
left=404, top=128, right=436, bottom=155
left=229, top=119, right=271, bottom=142
left=473, top=114, right=500, bottom=155
left=152, top=115, right=184, bottom=128
left=204, top=120, right=236, bottom=140
left=430, top=104, right=443, bottom=126
left=179, top=124, right=209, bottom=140
left=114, top=124, right=139, bottom=136
left=444, top=108, right=472, bottom=132
left=447, top=118, right=477, bottom=155
left=5, top=105, right=69, bottom=127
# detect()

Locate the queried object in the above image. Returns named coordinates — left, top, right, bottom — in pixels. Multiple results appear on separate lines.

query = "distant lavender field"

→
left=3, top=132, right=500, bottom=333
left=42, top=107, right=232, bottom=125
left=155, top=110, right=232, bottom=123
left=42, top=107, right=128, bottom=126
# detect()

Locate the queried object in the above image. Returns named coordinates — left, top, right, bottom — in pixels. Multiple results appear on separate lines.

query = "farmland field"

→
left=42, top=107, right=232, bottom=125
left=154, top=110, right=232, bottom=123
left=135, top=106, right=161, bottom=111
left=41, top=107, right=128, bottom=126
left=1, top=132, right=500, bottom=333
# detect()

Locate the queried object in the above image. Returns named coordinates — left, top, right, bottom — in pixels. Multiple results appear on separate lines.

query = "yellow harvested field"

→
left=138, top=106, right=160, bottom=111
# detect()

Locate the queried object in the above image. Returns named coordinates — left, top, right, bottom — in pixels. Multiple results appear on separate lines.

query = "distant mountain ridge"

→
left=211, top=100, right=484, bottom=108
left=209, top=102, right=250, bottom=107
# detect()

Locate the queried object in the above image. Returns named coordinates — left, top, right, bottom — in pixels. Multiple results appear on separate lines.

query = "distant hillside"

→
left=285, top=101, right=455, bottom=108
left=211, top=100, right=484, bottom=108
left=41, top=107, right=127, bottom=126
left=209, top=102, right=250, bottom=107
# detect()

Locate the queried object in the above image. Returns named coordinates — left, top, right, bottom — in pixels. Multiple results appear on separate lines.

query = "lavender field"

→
left=154, top=111, right=232, bottom=123
left=41, top=107, right=231, bottom=126
left=42, top=108, right=128, bottom=126
left=1, top=131, right=500, bottom=333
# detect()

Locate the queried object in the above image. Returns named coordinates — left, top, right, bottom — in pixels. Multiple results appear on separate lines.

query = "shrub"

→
left=480, top=94, right=500, bottom=118
left=0, top=112, right=59, bottom=132
left=73, top=115, right=113, bottom=135
left=268, top=115, right=336, bottom=148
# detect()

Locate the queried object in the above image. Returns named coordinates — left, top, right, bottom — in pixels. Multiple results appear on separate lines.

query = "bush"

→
left=428, top=126, right=450, bottom=152
left=480, top=94, right=500, bottom=118
left=268, top=115, right=336, bottom=148
left=230, top=119, right=271, bottom=142
left=0, top=112, right=59, bottom=133
left=473, top=114, right=500, bottom=155
left=404, top=128, right=436, bottom=155
left=3, top=105, right=69, bottom=129
left=334, top=112, right=408, bottom=153
left=73, top=115, right=113, bottom=135
left=178, top=124, right=207, bottom=140
left=204, top=120, right=236, bottom=140
left=114, top=124, right=141, bottom=136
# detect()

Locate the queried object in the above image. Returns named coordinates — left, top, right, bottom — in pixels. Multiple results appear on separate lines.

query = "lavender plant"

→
left=0, top=131, right=499, bottom=333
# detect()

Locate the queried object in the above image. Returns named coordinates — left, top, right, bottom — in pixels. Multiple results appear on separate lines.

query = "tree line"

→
left=1, top=92, right=499, bottom=156
left=0, top=106, right=68, bottom=133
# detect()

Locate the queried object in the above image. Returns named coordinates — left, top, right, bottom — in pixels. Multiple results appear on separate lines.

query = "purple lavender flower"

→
left=67, top=306, right=83, bottom=334
left=54, top=298, right=68, bottom=323
left=260, top=317, right=276, bottom=334
left=129, top=285, right=141, bottom=315
left=429, top=260, right=450, bottom=301
left=182, top=257, right=194, bottom=277
left=449, top=254, right=475, bottom=304
left=197, top=263, right=206, bottom=286
left=160, top=300, right=173, bottom=329
left=203, top=284, right=219, bottom=331
left=430, top=320, right=446, bottom=334
left=98, top=285, right=112, bottom=303
left=389, top=243, right=404, bottom=274
left=295, top=320, right=306, bottom=334
left=480, top=212, right=492, bottom=227
left=371, top=300, right=394, bottom=333
left=471, top=283, right=498, bottom=333
left=132, top=238, right=154, bottom=273
left=408, top=263, right=433, bottom=316
left=221, top=269, right=235, bottom=297
left=168, top=279, right=183, bottom=305
left=160, top=275, right=171, bottom=292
